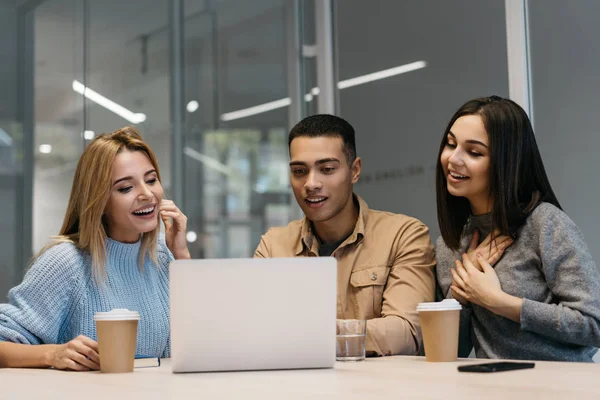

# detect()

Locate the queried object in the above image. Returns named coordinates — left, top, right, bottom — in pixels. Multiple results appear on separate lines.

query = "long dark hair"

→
left=436, top=96, right=561, bottom=250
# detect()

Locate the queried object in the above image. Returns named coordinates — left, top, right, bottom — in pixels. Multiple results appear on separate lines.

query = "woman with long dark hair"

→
left=436, top=96, right=600, bottom=362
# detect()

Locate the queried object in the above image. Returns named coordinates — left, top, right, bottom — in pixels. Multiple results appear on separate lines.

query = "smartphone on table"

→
left=458, top=361, right=535, bottom=373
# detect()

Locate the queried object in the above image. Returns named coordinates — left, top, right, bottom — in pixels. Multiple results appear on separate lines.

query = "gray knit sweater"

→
left=436, top=202, right=600, bottom=362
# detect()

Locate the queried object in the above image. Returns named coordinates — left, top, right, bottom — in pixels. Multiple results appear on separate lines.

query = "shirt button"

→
left=370, top=272, right=377, bottom=281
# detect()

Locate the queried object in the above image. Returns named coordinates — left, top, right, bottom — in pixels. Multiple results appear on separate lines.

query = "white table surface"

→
left=2, top=356, right=599, bottom=399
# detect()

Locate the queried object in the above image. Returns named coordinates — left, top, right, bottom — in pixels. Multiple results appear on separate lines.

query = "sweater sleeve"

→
left=520, top=205, right=600, bottom=347
left=156, top=236, right=173, bottom=358
left=0, top=243, right=80, bottom=344
left=157, top=235, right=175, bottom=271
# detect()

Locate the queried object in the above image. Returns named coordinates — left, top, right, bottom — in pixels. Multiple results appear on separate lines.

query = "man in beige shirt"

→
left=254, top=114, right=435, bottom=356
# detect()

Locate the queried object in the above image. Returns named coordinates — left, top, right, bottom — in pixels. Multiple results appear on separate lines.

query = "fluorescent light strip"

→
left=39, top=144, right=52, bottom=154
left=183, top=146, right=236, bottom=177
left=0, top=128, right=13, bottom=146
left=72, top=80, right=146, bottom=124
left=220, top=61, right=427, bottom=121
left=337, top=61, right=426, bottom=89
left=221, top=98, right=292, bottom=122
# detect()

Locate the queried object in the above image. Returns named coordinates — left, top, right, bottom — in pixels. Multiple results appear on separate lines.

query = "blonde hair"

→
left=39, top=126, right=162, bottom=283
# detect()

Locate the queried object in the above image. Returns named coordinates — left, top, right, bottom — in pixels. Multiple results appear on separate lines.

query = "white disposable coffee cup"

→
left=94, top=309, right=140, bottom=373
left=417, top=299, right=462, bottom=362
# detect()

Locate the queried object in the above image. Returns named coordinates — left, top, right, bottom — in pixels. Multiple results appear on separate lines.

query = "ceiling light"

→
left=39, top=144, right=52, bottom=154
left=187, top=100, right=199, bottom=113
left=72, top=80, right=146, bottom=124
left=221, top=98, right=292, bottom=122
left=186, top=231, right=197, bottom=243
left=337, top=61, right=427, bottom=89
left=219, top=61, right=427, bottom=121
left=83, top=130, right=95, bottom=140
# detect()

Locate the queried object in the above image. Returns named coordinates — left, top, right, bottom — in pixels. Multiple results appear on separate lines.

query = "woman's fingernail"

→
left=476, top=253, right=482, bottom=259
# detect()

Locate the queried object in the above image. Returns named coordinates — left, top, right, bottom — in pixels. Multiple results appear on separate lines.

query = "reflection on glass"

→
left=528, top=0, right=600, bottom=266
left=0, top=121, right=22, bottom=297
left=33, top=0, right=84, bottom=252
left=335, top=0, right=509, bottom=238
left=26, top=0, right=309, bottom=271
left=184, top=0, right=301, bottom=258
left=87, top=0, right=170, bottom=195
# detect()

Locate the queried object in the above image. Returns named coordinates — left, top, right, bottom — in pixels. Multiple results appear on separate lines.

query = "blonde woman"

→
left=0, top=127, right=190, bottom=370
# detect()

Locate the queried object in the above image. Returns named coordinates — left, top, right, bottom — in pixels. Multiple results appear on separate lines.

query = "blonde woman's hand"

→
left=466, top=229, right=513, bottom=271
left=160, top=199, right=191, bottom=259
left=47, top=335, right=100, bottom=371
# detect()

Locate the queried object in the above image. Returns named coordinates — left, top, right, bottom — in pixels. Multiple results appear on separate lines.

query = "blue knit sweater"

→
left=0, top=237, right=174, bottom=358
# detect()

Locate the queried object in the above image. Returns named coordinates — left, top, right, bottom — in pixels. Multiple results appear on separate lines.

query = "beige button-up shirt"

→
left=254, top=195, right=435, bottom=356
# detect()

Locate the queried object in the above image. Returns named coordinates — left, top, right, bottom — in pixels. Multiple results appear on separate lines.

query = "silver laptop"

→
left=170, top=257, right=337, bottom=372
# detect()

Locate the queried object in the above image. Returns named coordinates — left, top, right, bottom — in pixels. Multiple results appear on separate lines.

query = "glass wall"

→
left=86, top=0, right=171, bottom=183
left=33, top=0, right=84, bottom=252
left=0, top=0, right=517, bottom=298
left=23, top=0, right=309, bottom=272
left=182, top=0, right=307, bottom=258
left=528, top=0, right=600, bottom=265
left=0, top=1, right=23, bottom=297
left=335, top=0, right=509, bottom=239
left=5, top=0, right=600, bottom=304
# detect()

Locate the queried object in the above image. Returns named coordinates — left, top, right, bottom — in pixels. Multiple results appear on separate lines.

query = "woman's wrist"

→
left=42, top=344, right=57, bottom=368
left=487, top=291, right=523, bottom=323
left=174, top=248, right=191, bottom=260
left=0, top=342, right=57, bottom=368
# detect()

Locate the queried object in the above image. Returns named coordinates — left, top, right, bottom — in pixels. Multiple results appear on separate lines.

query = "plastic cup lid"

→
left=416, top=299, right=462, bottom=312
left=94, top=308, right=140, bottom=321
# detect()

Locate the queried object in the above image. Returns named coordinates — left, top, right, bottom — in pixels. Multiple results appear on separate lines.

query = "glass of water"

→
left=336, top=319, right=367, bottom=361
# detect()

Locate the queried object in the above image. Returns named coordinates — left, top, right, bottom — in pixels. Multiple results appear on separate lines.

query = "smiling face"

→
left=103, top=149, right=164, bottom=243
left=440, top=114, right=492, bottom=214
left=289, top=136, right=361, bottom=226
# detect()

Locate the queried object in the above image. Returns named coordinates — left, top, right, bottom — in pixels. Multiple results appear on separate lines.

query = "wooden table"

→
left=2, top=356, right=599, bottom=399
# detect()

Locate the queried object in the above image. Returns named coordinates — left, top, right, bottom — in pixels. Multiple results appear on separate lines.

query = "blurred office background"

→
left=1, top=0, right=600, bottom=306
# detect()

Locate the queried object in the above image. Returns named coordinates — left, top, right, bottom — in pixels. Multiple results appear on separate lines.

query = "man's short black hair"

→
left=288, top=114, right=356, bottom=164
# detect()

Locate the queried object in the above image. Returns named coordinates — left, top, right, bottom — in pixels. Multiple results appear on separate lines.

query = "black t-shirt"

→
left=318, top=235, right=350, bottom=257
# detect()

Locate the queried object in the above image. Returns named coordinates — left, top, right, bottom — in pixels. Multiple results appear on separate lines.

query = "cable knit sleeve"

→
left=155, top=235, right=173, bottom=358
left=156, top=235, right=174, bottom=272
left=520, top=204, right=600, bottom=347
left=0, top=243, right=82, bottom=344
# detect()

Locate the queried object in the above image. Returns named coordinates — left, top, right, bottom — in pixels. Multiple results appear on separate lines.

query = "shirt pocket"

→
left=349, top=265, right=390, bottom=319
